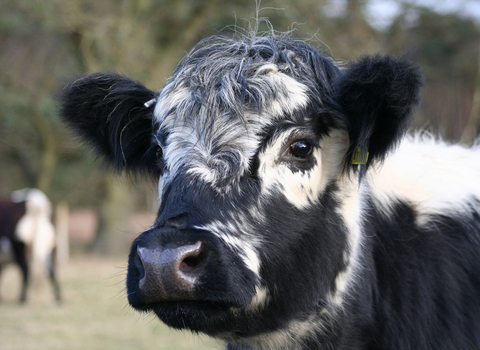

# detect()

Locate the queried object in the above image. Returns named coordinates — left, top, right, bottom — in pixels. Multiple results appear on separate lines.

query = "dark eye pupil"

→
left=290, top=140, right=313, bottom=158
left=156, top=147, right=162, bottom=160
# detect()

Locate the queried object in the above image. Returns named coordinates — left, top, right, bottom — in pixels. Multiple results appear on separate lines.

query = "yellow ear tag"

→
left=351, top=147, right=369, bottom=165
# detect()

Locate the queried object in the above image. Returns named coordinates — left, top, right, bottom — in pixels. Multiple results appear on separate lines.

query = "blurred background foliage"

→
left=1, top=0, right=479, bottom=254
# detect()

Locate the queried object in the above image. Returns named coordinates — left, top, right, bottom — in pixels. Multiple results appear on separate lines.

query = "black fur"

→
left=363, top=198, right=480, bottom=349
left=334, top=55, right=423, bottom=170
left=60, top=73, right=158, bottom=175
left=0, top=198, right=29, bottom=302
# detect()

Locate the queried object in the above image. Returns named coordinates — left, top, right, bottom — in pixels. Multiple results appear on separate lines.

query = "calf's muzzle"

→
left=136, top=240, right=210, bottom=303
left=128, top=224, right=258, bottom=312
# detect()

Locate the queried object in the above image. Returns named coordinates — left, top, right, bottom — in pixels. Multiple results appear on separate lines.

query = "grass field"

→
left=0, top=255, right=221, bottom=350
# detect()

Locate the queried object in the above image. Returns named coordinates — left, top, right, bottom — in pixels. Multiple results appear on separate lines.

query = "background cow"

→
left=60, top=33, right=480, bottom=349
left=0, top=189, right=61, bottom=303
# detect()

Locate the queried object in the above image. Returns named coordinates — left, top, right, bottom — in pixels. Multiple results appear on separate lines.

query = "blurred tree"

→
left=461, top=37, right=480, bottom=144
left=386, top=6, right=480, bottom=141
left=1, top=0, right=479, bottom=255
left=0, top=2, right=76, bottom=195
left=318, top=0, right=381, bottom=58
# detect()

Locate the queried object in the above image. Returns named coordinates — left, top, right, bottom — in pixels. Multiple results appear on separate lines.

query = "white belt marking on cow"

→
left=368, top=133, right=480, bottom=225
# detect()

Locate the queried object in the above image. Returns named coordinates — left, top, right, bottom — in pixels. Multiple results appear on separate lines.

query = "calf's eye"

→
left=289, top=139, right=313, bottom=159
left=156, top=146, right=163, bottom=160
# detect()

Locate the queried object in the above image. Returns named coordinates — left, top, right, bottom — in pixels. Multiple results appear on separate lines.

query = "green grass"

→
left=0, top=255, right=221, bottom=350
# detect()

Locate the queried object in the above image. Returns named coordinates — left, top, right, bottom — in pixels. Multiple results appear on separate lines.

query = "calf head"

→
left=61, top=35, right=421, bottom=344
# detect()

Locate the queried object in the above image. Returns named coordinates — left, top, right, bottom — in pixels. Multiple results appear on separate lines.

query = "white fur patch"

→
left=153, top=85, right=190, bottom=121
left=157, top=170, right=171, bottom=208
left=193, top=209, right=272, bottom=309
left=318, top=129, right=350, bottom=185
left=331, top=179, right=367, bottom=307
left=228, top=313, right=323, bottom=350
left=248, top=286, right=270, bottom=309
left=251, top=67, right=310, bottom=117
left=258, top=131, right=322, bottom=209
left=259, top=129, right=350, bottom=210
left=368, top=134, right=480, bottom=225
left=193, top=220, right=262, bottom=276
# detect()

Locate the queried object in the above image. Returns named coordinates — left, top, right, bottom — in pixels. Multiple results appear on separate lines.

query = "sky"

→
left=326, top=0, right=480, bottom=30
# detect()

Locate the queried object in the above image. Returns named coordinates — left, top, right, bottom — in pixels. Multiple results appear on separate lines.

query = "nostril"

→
left=182, top=255, right=201, bottom=268
left=179, top=245, right=209, bottom=274
left=175, top=242, right=209, bottom=279
left=180, top=257, right=199, bottom=272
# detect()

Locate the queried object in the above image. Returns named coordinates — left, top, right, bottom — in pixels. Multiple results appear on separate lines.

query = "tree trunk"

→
left=91, top=174, right=133, bottom=256
left=147, top=0, right=219, bottom=87
left=32, top=97, right=57, bottom=194
left=460, top=39, right=480, bottom=144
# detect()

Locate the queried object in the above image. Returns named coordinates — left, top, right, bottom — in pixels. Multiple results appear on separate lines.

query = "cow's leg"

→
left=47, top=250, right=62, bottom=302
left=18, top=257, right=29, bottom=303
left=12, top=242, right=29, bottom=303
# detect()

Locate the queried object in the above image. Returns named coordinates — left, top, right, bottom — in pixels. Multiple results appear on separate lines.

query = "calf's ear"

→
left=60, top=73, right=158, bottom=174
left=334, top=55, right=422, bottom=171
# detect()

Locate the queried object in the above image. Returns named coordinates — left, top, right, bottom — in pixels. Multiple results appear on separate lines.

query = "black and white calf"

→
left=0, top=189, right=61, bottom=303
left=60, top=34, right=480, bottom=349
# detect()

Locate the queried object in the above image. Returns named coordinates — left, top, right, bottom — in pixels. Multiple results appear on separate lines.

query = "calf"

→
left=60, top=34, right=480, bottom=349
left=0, top=189, right=61, bottom=303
